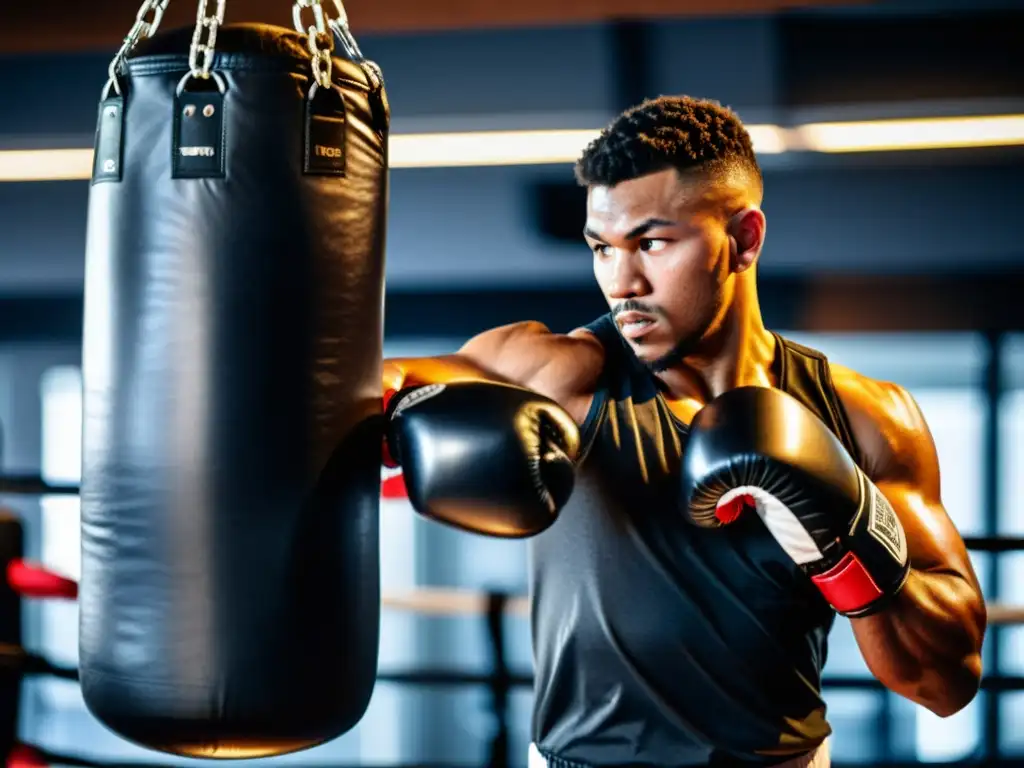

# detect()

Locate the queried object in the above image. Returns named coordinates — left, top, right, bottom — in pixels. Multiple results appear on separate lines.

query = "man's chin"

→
left=627, top=343, right=670, bottom=370
left=631, top=337, right=693, bottom=374
left=616, top=324, right=694, bottom=373
left=629, top=341, right=666, bottom=362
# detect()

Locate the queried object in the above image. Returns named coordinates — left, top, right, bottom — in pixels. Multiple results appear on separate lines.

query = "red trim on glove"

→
left=811, top=551, right=883, bottom=614
left=8, top=744, right=49, bottom=768
left=715, top=493, right=753, bottom=525
left=7, top=560, right=78, bottom=600
left=382, top=473, right=408, bottom=499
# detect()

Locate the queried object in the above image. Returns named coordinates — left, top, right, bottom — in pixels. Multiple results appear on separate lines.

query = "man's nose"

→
left=605, top=252, right=649, bottom=300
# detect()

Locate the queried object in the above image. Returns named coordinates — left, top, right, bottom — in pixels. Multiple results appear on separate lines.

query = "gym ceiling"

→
left=1, top=0, right=865, bottom=54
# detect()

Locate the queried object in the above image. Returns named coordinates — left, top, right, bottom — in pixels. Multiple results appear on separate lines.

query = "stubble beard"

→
left=637, top=289, right=727, bottom=375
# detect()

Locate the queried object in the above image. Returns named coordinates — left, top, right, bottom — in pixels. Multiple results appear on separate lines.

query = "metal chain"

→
left=292, top=0, right=338, bottom=89
left=104, top=0, right=173, bottom=95
left=325, top=0, right=382, bottom=90
left=104, top=0, right=371, bottom=98
left=189, top=0, right=227, bottom=80
left=325, top=0, right=358, bottom=58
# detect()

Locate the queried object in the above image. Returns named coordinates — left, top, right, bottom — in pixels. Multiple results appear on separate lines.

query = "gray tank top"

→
left=529, top=314, right=862, bottom=767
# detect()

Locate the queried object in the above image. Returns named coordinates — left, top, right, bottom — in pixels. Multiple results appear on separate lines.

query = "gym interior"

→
left=0, top=1, right=1022, bottom=766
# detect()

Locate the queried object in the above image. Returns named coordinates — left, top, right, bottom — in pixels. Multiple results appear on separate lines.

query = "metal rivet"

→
left=103, top=159, right=116, bottom=172
left=203, top=104, right=215, bottom=118
left=183, top=105, right=196, bottom=118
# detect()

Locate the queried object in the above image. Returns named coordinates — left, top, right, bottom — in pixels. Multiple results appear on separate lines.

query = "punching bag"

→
left=79, top=0, right=389, bottom=758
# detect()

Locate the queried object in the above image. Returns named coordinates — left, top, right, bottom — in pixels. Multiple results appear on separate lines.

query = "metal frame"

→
left=983, top=330, right=1005, bottom=760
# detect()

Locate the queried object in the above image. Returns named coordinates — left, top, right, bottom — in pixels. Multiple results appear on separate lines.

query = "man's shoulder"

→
left=827, top=362, right=934, bottom=481
left=462, top=321, right=605, bottom=370
left=459, top=321, right=606, bottom=419
left=828, top=362, right=908, bottom=408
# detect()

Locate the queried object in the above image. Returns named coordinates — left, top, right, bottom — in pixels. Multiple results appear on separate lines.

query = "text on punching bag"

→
left=304, top=85, right=347, bottom=176
left=173, top=92, right=226, bottom=179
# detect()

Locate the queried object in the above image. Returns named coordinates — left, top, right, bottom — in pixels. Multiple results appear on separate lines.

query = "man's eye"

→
left=592, top=243, right=611, bottom=256
left=640, top=238, right=668, bottom=253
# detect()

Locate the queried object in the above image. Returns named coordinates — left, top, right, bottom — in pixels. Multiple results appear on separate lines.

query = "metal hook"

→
left=176, top=69, right=227, bottom=96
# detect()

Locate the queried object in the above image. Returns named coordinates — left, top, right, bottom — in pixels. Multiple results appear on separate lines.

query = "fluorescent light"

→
left=0, top=125, right=784, bottom=181
left=389, top=124, right=786, bottom=168
left=746, top=125, right=787, bottom=155
left=0, top=148, right=94, bottom=182
left=391, top=129, right=598, bottom=167
left=0, top=115, right=1020, bottom=181
left=795, top=114, right=1024, bottom=153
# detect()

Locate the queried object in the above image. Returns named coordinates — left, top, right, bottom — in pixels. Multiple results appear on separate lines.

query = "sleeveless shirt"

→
left=529, top=314, right=863, bottom=767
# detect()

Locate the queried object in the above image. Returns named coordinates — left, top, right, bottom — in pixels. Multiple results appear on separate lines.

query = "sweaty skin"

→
left=831, top=365, right=986, bottom=716
left=383, top=165, right=986, bottom=718
left=385, top=328, right=985, bottom=717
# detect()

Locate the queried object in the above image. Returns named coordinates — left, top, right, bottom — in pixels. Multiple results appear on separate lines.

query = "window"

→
left=827, top=691, right=885, bottom=763
left=999, top=335, right=1024, bottom=755
left=784, top=332, right=987, bottom=761
left=381, top=338, right=535, bottom=763
left=998, top=335, right=1024, bottom=536
left=37, top=366, right=83, bottom=712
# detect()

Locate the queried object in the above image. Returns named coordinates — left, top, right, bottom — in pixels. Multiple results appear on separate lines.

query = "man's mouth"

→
left=616, top=311, right=658, bottom=340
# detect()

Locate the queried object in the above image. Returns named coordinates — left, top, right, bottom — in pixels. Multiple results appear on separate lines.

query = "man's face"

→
left=584, top=168, right=733, bottom=372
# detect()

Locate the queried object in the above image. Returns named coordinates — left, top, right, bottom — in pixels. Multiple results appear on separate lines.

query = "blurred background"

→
left=0, top=0, right=1022, bottom=766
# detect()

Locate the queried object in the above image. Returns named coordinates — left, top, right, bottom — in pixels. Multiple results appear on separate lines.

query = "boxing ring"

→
left=0, top=473, right=1022, bottom=768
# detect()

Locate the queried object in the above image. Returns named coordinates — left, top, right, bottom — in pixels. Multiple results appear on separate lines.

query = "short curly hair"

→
left=575, top=95, right=762, bottom=194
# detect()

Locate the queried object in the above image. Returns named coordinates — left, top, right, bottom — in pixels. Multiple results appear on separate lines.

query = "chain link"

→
left=189, top=0, right=227, bottom=80
left=292, top=0, right=338, bottom=89
left=104, top=0, right=373, bottom=99
left=325, top=0, right=360, bottom=60
left=105, top=0, right=172, bottom=95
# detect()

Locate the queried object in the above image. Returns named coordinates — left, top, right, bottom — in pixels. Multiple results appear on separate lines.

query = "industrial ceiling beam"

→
left=0, top=0, right=867, bottom=55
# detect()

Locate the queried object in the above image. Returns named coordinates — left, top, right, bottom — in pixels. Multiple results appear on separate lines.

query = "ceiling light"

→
left=0, top=115, right=1020, bottom=182
left=794, top=114, right=1024, bottom=153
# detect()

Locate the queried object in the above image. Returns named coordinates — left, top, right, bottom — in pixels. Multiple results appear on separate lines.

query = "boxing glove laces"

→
left=682, top=386, right=910, bottom=617
left=383, top=381, right=581, bottom=538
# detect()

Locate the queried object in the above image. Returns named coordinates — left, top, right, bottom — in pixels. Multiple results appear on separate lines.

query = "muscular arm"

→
left=835, top=368, right=987, bottom=717
left=384, top=321, right=604, bottom=423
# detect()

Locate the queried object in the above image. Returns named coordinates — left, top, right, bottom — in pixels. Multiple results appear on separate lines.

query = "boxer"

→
left=383, top=96, right=986, bottom=767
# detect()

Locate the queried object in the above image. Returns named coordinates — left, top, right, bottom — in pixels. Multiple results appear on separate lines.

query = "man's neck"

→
left=656, top=288, right=776, bottom=403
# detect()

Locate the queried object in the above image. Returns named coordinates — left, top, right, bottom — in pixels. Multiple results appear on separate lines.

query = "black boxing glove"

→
left=682, top=386, right=910, bottom=617
left=383, top=381, right=580, bottom=538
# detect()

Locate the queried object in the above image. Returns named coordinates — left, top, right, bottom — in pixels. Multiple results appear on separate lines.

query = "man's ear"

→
left=728, top=207, right=766, bottom=273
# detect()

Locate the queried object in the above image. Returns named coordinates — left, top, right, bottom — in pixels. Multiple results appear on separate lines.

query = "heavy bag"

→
left=79, top=2, right=389, bottom=758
